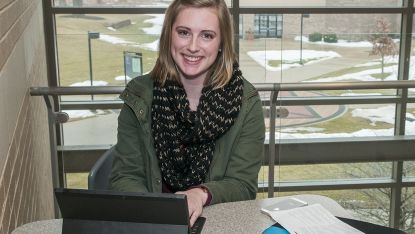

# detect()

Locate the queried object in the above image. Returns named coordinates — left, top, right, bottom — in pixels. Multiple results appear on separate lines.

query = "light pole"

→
left=300, top=14, right=303, bottom=65
left=87, top=31, right=100, bottom=100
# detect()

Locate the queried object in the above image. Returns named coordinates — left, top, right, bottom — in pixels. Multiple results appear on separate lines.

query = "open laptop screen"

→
left=54, top=188, right=204, bottom=234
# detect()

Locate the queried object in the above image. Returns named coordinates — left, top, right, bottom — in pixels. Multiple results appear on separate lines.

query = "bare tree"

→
left=369, top=18, right=398, bottom=77
left=342, top=162, right=415, bottom=233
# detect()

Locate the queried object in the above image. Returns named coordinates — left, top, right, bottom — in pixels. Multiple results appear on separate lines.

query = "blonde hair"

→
left=150, top=0, right=235, bottom=89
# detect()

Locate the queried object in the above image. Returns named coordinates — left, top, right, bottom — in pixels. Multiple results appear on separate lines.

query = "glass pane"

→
left=401, top=187, right=415, bottom=232
left=53, top=0, right=232, bottom=7
left=404, top=161, right=415, bottom=177
left=62, top=109, right=118, bottom=145
left=54, top=0, right=172, bottom=7
left=407, top=103, right=415, bottom=135
left=265, top=104, right=396, bottom=139
left=240, top=14, right=401, bottom=84
left=239, top=14, right=282, bottom=83
left=275, top=162, right=392, bottom=181
left=274, top=189, right=392, bottom=228
left=410, top=15, right=415, bottom=96
left=66, top=172, right=88, bottom=189
left=240, top=0, right=402, bottom=7
left=55, top=14, right=160, bottom=96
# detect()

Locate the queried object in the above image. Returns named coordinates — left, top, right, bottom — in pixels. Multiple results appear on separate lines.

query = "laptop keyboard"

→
left=190, top=217, right=206, bottom=234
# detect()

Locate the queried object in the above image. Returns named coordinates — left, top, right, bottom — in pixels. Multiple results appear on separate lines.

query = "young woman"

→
left=110, top=0, right=265, bottom=225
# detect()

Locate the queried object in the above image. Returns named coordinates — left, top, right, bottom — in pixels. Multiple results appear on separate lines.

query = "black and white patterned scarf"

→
left=151, top=65, right=244, bottom=192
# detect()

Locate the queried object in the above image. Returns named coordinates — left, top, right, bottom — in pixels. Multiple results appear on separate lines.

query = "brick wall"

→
left=0, top=0, right=54, bottom=234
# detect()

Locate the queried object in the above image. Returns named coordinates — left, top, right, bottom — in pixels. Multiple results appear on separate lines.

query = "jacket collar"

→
left=120, top=73, right=258, bottom=107
left=120, top=74, right=154, bottom=107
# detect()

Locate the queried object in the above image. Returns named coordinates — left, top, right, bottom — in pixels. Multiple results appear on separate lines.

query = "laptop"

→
left=54, top=188, right=206, bottom=234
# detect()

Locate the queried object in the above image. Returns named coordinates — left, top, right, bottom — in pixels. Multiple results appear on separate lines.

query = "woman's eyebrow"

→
left=174, top=26, right=191, bottom=30
left=201, top=30, right=217, bottom=35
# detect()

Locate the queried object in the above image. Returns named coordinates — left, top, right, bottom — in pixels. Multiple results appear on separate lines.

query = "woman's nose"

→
left=187, top=37, right=200, bottom=52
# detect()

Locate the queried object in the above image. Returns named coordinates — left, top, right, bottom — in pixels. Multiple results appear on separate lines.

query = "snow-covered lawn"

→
left=267, top=105, right=415, bottom=140
left=294, top=36, right=374, bottom=48
left=98, top=14, right=164, bottom=51
left=247, top=50, right=341, bottom=71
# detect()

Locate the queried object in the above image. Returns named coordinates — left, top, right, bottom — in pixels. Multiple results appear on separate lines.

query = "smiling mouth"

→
left=183, top=55, right=203, bottom=63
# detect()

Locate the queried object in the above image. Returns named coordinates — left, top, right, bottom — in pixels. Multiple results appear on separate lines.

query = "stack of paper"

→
left=267, top=204, right=364, bottom=234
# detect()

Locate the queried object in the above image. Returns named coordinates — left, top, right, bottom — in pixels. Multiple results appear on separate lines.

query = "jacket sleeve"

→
left=203, top=94, right=265, bottom=204
left=109, top=104, right=149, bottom=192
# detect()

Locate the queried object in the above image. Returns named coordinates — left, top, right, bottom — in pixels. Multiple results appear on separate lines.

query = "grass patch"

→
left=370, top=72, right=391, bottom=80
left=268, top=60, right=282, bottom=67
left=66, top=173, right=88, bottom=189
left=308, top=63, right=397, bottom=80
left=56, top=14, right=159, bottom=86
left=267, top=58, right=317, bottom=68
left=318, top=89, right=396, bottom=96
left=309, top=110, right=393, bottom=133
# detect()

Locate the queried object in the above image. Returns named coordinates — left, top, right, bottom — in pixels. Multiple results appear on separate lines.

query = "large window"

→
left=240, top=0, right=402, bottom=7
left=44, top=1, right=415, bottom=232
left=254, top=14, right=283, bottom=38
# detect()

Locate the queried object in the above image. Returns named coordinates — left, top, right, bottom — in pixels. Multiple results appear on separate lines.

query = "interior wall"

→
left=0, top=0, right=54, bottom=233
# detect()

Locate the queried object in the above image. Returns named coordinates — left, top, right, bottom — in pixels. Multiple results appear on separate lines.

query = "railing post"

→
left=390, top=161, right=404, bottom=228
left=43, top=95, right=68, bottom=218
left=268, top=90, right=278, bottom=198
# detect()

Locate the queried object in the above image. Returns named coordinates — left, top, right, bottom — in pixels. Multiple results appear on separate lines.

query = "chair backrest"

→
left=88, top=146, right=115, bottom=190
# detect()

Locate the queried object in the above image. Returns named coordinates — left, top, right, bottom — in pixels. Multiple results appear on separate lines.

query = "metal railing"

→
left=31, top=80, right=415, bottom=227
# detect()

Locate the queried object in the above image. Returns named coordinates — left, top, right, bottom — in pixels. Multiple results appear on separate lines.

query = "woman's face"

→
left=171, top=7, right=221, bottom=82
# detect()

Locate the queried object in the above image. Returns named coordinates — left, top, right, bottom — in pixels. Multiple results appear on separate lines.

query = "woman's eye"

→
left=177, top=30, right=190, bottom=37
left=202, top=33, right=214, bottom=40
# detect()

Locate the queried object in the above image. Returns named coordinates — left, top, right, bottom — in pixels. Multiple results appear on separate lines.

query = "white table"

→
left=12, top=194, right=353, bottom=234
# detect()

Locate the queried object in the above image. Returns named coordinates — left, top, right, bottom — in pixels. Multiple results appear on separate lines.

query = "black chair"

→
left=88, top=146, right=115, bottom=190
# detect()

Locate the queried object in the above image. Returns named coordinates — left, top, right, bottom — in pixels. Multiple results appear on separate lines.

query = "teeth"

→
left=184, top=55, right=201, bottom=62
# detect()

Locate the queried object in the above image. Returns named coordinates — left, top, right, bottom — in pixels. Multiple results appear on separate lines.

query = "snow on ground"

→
left=70, top=80, right=108, bottom=86
left=142, top=14, right=164, bottom=35
left=308, top=65, right=398, bottom=82
left=66, top=110, right=106, bottom=119
left=138, top=39, right=159, bottom=51
left=247, top=50, right=341, bottom=71
left=115, top=75, right=132, bottom=81
left=294, top=36, right=374, bottom=48
left=106, top=27, right=117, bottom=32
left=267, top=105, right=415, bottom=140
left=267, top=128, right=395, bottom=141
left=352, top=105, right=396, bottom=125
left=67, top=81, right=109, bottom=119
left=307, top=55, right=415, bottom=83
left=340, top=93, right=382, bottom=96
left=98, top=14, right=163, bottom=51
left=99, top=34, right=134, bottom=44
left=353, top=61, right=382, bottom=67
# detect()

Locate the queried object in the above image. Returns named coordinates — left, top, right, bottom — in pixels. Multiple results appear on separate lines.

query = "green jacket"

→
left=110, top=74, right=265, bottom=204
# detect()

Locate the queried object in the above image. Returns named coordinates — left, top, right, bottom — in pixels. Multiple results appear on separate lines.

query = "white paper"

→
left=270, top=204, right=364, bottom=234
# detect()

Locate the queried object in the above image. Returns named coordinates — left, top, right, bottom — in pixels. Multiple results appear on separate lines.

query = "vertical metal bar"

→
left=88, top=32, right=94, bottom=100
left=42, top=0, right=59, bottom=88
left=300, top=14, right=303, bottom=65
left=42, top=0, right=63, bottom=152
left=42, top=0, right=64, bottom=219
left=43, top=95, right=61, bottom=218
left=268, top=90, right=278, bottom=198
left=390, top=161, right=404, bottom=228
left=232, top=0, right=240, bottom=61
left=390, top=0, right=413, bottom=228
